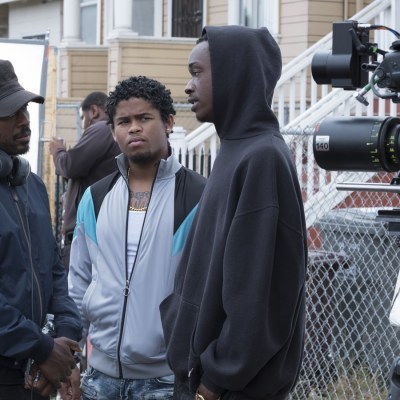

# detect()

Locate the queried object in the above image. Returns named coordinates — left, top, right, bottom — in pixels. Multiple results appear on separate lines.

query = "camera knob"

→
left=390, top=40, right=400, bottom=51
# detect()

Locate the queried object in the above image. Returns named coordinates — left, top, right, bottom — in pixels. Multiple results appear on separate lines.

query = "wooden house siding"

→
left=108, top=38, right=196, bottom=102
left=280, top=0, right=310, bottom=62
left=59, top=47, right=108, bottom=98
left=207, top=0, right=228, bottom=26
left=279, top=0, right=373, bottom=62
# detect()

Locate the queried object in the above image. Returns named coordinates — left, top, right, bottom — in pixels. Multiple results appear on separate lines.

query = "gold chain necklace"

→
left=129, top=205, right=148, bottom=212
left=128, top=167, right=148, bottom=212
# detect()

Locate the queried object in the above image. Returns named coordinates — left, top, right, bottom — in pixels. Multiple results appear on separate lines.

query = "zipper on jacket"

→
left=116, top=162, right=160, bottom=378
left=9, top=185, right=43, bottom=325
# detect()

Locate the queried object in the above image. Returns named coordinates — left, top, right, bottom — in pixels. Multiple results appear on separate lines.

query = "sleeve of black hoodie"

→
left=199, top=148, right=307, bottom=395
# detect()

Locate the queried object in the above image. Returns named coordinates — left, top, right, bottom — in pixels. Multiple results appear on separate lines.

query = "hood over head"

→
left=204, top=25, right=282, bottom=139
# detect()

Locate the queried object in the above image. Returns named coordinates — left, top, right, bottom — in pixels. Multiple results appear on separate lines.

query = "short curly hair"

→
left=106, top=76, right=176, bottom=128
left=81, top=91, right=107, bottom=111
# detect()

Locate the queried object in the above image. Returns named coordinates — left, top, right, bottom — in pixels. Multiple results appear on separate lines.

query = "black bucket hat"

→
left=0, top=59, right=44, bottom=118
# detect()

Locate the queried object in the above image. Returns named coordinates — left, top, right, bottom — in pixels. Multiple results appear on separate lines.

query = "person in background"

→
left=0, top=59, right=82, bottom=400
left=49, top=91, right=121, bottom=271
left=160, top=26, right=308, bottom=400
left=68, top=75, right=206, bottom=399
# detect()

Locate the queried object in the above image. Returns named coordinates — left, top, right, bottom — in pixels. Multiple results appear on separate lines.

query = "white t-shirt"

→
left=127, top=210, right=146, bottom=276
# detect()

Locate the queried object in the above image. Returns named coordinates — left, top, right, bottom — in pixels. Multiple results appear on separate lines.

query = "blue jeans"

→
left=81, top=367, right=174, bottom=400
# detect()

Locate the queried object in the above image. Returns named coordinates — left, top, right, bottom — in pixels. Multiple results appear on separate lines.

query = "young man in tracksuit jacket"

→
left=0, top=59, right=82, bottom=400
left=160, top=26, right=308, bottom=400
left=68, top=76, right=206, bottom=399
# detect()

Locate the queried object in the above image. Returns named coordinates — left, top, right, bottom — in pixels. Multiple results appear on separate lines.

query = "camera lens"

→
left=311, top=52, right=353, bottom=85
left=311, top=52, right=333, bottom=85
left=313, top=116, right=400, bottom=172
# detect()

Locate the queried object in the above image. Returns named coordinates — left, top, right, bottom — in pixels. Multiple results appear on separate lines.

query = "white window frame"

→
left=154, top=0, right=163, bottom=37
left=228, top=0, right=279, bottom=38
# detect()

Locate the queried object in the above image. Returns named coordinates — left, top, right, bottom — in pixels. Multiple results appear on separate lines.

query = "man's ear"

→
left=111, top=126, right=117, bottom=142
left=165, top=115, right=175, bottom=133
left=90, top=104, right=100, bottom=120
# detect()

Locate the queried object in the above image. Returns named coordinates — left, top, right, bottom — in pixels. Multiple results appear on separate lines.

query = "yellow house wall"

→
left=59, top=47, right=108, bottom=99
left=107, top=38, right=196, bottom=103
left=207, top=0, right=228, bottom=26
left=279, top=0, right=373, bottom=63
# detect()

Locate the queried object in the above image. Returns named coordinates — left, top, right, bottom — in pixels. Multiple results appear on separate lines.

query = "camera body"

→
left=312, top=20, right=400, bottom=101
left=312, top=21, right=370, bottom=90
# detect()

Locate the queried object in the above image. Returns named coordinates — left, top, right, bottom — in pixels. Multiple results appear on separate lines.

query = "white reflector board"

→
left=0, top=39, right=47, bottom=174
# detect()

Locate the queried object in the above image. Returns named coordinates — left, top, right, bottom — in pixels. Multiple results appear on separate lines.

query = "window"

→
left=235, top=0, right=279, bottom=37
left=23, top=34, right=46, bottom=40
left=172, top=0, right=203, bottom=38
left=132, top=0, right=154, bottom=36
left=80, top=0, right=98, bottom=44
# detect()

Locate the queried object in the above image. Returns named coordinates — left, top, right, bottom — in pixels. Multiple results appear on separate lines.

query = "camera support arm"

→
left=336, top=182, right=400, bottom=193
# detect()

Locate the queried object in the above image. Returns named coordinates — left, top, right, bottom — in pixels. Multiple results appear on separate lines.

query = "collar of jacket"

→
left=115, top=153, right=182, bottom=182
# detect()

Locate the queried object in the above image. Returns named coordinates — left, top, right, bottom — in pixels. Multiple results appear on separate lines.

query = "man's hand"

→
left=197, top=383, right=221, bottom=400
left=24, top=362, right=57, bottom=397
left=59, top=366, right=81, bottom=400
left=49, top=137, right=66, bottom=156
left=38, top=337, right=81, bottom=390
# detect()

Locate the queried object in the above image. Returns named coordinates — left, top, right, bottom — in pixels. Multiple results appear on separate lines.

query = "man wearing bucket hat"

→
left=0, top=59, right=82, bottom=400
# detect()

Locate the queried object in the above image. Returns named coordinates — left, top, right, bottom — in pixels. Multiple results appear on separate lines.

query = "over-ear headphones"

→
left=0, top=149, right=30, bottom=186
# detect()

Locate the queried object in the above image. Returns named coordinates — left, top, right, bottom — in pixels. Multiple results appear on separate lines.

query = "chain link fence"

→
left=285, top=127, right=400, bottom=399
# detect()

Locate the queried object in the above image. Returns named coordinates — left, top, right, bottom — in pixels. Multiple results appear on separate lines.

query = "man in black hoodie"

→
left=160, top=26, right=308, bottom=400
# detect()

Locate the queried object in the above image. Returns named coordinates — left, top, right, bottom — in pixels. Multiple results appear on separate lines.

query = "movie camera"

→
left=311, top=22, right=400, bottom=398
left=311, top=20, right=400, bottom=233
left=312, top=20, right=400, bottom=173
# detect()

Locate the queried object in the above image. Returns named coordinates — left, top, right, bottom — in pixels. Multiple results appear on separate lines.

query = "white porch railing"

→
left=169, top=123, right=218, bottom=176
left=170, top=0, right=397, bottom=227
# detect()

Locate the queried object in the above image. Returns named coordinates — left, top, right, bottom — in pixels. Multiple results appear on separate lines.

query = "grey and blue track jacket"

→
left=69, top=153, right=206, bottom=379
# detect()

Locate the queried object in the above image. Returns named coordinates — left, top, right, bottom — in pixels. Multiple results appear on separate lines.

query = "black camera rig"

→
left=312, top=20, right=400, bottom=103
left=311, top=21, right=400, bottom=173
left=311, top=20, right=400, bottom=209
left=311, top=21, right=400, bottom=399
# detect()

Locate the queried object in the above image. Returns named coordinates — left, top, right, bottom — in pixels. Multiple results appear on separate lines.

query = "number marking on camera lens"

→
left=315, top=136, right=330, bottom=151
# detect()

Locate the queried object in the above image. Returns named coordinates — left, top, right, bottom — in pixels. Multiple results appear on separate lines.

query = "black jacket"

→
left=161, top=26, right=308, bottom=400
left=0, top=172, right=82, bottom=383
